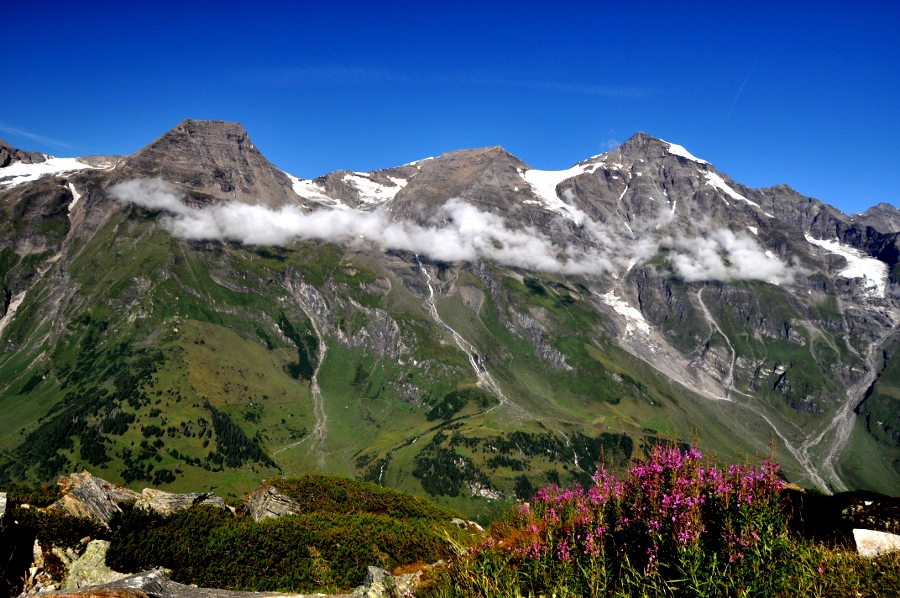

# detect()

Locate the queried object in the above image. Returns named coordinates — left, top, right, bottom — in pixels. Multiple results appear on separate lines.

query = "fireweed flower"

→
left=469, top=444, right=785, bottom=594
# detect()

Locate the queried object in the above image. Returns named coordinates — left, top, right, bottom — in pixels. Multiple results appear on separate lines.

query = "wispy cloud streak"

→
left=0, top=122, right=74, bottom=150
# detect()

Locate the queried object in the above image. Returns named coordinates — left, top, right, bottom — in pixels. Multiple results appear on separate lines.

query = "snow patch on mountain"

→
left=520, top=165, right=592, bottom=223
left=704, top=172, right=761, bottom=208
left=67, top=182, right=82, bottom=212
left=804, top=235, right=889, bottom=298
left=666, top=143, right=709, bottom=165
left=343, top=173, right=407, bottom=204
left=286, top=174, right=351, bottom=210
left=0, top=157, right=93, bottom=190
left=601, top=292, right=651, bottom=336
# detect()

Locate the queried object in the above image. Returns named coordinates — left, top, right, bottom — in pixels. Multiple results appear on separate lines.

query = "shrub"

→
left=0, top=484, right=63, bottom=507
left=441, top=444, right=792, bottom=597
left=271, top=475, right=465, bottom=522
left=107, top=503, right=463, bottom=592
left=8, top=507, right=107, bottom=549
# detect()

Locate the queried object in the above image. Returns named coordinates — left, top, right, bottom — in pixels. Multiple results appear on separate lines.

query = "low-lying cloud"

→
left=111, top=179, right=615, bottom=274
left=668, top=228, right=796, bottom=284
left=111, top=178, right=797, bottom=284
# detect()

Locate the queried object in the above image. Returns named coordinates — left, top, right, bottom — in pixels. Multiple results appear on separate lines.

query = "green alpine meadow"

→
left=1, top=120, right=899, bottom=595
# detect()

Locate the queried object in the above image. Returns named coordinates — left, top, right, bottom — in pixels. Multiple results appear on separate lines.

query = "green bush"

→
left=271, top=475, right=465, bottom=521
left=8, top=507, right=107, bottom=549
left=0, top=483, right=62, bottom=507
left=107, top=504, right=461, bottom=592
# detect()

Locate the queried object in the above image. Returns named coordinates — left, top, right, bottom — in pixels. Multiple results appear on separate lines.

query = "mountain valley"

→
left=1, top=119, right=899, bottom=516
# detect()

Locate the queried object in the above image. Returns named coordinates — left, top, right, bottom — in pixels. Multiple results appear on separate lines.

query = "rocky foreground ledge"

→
left=41, top=565, right=430, bottom=598
left=1, top=471, right=477, bottom=597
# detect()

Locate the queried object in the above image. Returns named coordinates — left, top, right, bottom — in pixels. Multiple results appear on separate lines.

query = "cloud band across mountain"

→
left=111, top=178, right=795, bottom=284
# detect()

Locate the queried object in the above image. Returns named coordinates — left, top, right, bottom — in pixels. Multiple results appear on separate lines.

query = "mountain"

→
left=0, top=119, right=898, bottom=512
left=118, top=119, right=299, bottom=208
left=853, top=203, right=900, bottom=233
left=0, top=139, right=46, bottom=168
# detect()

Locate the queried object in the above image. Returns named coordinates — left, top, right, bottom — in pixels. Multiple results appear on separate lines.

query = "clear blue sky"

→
left=2, top=1, right=898, bottom=214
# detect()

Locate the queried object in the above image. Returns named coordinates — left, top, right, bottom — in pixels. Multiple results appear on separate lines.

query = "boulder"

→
left=45, top=568, right=331, bottom=597
left=47, top=472, right=140, bottom=526
left=135, top=489, right=225, bottom=515
left=1, top=491, right=6, bottom=520
left=853, top=528, right=900, bottom=558
left=62, top=540, right=129, bottom=590
left=240, top=482, right=302, bottom=522
left=351, top=566, right=421, bottom=598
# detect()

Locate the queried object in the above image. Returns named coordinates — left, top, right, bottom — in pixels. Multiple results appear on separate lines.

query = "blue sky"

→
left=2, top=1, right=898, bottom=214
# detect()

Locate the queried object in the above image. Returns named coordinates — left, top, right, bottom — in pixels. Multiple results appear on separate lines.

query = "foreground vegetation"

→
left=1, top=475, right=469, bottom=595
left=422, top=445, right=900, bottom=598
left=3, top=456, right=900, bottom=596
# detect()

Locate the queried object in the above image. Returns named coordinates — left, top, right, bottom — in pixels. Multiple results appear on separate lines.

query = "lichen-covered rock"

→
left=351, top=566, right=421, bottom=598
left=47, top=568, right=325, bottom=597
left=853, top=528, right=900, bottom=558
left=62, top=540, right=128, bottom=590
left=240, top=482, right=302, bottom=522
left=47, top=471, right=140, bottom=526
left=135, top=489, right=225, bottom=515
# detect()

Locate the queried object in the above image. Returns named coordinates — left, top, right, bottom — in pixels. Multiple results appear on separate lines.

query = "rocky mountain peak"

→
left=0, top=138, right=46, bottom=168
left=853, top=203, right=900, bottom=233
left=382, top=144, right=535, bottom=221
left=117, top=118, right=299, bottom=207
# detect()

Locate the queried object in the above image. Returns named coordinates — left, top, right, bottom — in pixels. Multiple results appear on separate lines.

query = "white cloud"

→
left=668, top=228, right=795, bottom=284
left=111, top=179, right=621, bottom=274
left=111, top=178, right=798, bottom=284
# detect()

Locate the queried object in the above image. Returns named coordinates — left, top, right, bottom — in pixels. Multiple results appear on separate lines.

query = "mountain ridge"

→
left=0, top=120, right=899, bottom=506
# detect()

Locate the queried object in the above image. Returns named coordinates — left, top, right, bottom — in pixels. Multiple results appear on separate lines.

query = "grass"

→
left=0, top=198, right=893, bottom=508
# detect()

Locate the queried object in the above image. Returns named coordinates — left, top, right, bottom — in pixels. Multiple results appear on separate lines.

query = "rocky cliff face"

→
left=118, top=119, right=300, bottom=207
left=0, top=121, right=898, bottom=502
left=854, top=203, right=900, bottom=233
left=0, top=139, right=45, bottom=168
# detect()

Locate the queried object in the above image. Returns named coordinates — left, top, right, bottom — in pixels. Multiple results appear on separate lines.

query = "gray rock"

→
left=46, top=471, right=140, bottom=526
left=853, top=203, right=900, bottom=234
left=853, top=528, right=900, bottom=558
left=352, top=566, right=421, bottom=598
left=62, top=540, right=129, bottom=590
left=240, top=482, right=302, bottom=522
left=450, top=518, right=485, bottom=532
left=118, top=119, right=300, bottom=209
left=47, top=568, right=343, bottom=597
left=0, top=491, right=6, bottom=520
left=0, top=138, right=46, bottom=168
left=135, top=488, right=225, bottom=515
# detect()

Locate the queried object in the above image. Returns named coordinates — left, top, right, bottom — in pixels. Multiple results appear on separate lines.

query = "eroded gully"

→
left=696, top=288, right=831, bottom=491
left=416, top=256, right=529, bottom=421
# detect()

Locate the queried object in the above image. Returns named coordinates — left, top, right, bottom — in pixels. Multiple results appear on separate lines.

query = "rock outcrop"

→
left=45, top=472, right=228, bottom=526
left=240, top=482, right=302, bottom=522
left=117, top=119, right=300, bottom=208
left=60, top=540, right=129, bottom=590
left=134, top=489, right=225, bottom=515
left=853, top=529, right=900, bottom=558
left=47, top=471, right=140, bottom=526
left=351, top=566, right=422, bottom=598
left=0, top=138, right=46, bottom=167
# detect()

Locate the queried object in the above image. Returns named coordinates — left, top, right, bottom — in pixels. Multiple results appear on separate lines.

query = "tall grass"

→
left=427, top=444, right=900, bottom=597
